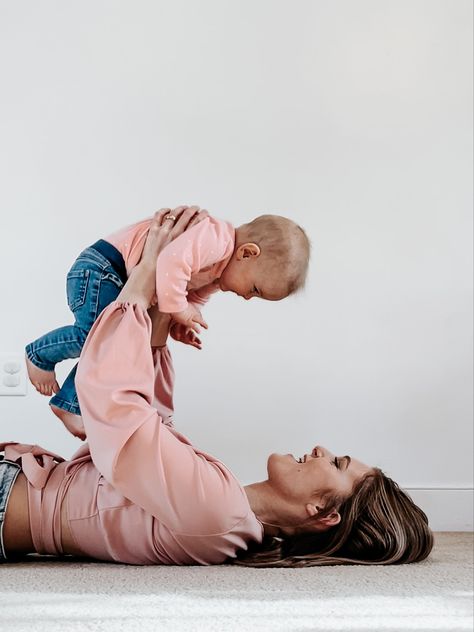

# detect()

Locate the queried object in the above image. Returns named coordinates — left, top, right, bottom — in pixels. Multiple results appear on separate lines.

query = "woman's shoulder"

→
left=164, top=511, right=263, bottom=565
left=164, top=430, right=257, bottom=536
left=157, top=451, right=263, bottom=564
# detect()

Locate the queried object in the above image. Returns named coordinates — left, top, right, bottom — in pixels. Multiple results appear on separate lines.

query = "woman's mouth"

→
left=293, top=454, right=304, bottom=463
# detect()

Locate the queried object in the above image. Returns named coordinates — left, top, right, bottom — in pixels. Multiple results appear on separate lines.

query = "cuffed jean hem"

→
left=25, top=345, right=56, bottom=372
left=49, top=394, right=81, bottom=416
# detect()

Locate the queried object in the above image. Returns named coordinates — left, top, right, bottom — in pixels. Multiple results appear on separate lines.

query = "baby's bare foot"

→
left=50, top=405, right=86, bottom=440
left=25, top=356, right=60, bottom=396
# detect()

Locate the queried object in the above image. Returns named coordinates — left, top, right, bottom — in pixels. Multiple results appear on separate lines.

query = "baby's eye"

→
left=253, top=286, right=260, bottom=296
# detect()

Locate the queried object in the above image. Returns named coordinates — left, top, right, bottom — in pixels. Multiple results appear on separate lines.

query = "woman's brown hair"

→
left=232, top=470, right=434, bottom=567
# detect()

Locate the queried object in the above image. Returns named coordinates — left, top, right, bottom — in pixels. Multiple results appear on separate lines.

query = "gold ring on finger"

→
left=163, top=214, right=177, bottom=222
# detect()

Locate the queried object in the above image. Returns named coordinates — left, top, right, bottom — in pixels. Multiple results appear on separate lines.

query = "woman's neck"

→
left=244, top=482, right=294, bottom=537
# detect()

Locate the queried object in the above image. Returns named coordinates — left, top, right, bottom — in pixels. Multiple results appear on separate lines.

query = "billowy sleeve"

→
left=155, top=217, right=234, bottom=313
left=75, top=302, right=242, bottom=534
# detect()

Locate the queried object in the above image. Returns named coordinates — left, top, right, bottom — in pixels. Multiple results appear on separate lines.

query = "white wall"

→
left=0, top=0, right=472, bottom=530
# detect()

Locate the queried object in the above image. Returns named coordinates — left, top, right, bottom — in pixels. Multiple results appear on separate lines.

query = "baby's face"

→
left=219, top=253, right=288, bottom=301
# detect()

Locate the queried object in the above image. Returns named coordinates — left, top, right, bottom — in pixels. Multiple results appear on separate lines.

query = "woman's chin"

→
left=267, top=452, right=290, bottom=477
left=266, top=453, right=276, bottom=475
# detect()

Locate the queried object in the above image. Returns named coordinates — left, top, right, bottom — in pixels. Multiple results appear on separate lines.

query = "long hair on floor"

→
left=231, top=470, right=434, bottom=567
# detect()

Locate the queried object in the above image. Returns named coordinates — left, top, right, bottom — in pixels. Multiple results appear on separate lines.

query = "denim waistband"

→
left=90, top=240, right=128, bottom=285
left=0, top=458, right=21, bottom=561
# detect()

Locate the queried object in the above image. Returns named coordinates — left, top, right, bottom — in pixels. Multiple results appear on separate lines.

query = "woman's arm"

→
left=76, top=209, right=234, bottom=532
left=76, top=303, right=233, bottom=533
left=148, top=304, right=171, bottom=347
left=114, top=206, right=199, bottom=310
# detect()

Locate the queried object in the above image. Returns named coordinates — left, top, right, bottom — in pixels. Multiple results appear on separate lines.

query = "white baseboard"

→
left=406, top=488, right=473, bottom=531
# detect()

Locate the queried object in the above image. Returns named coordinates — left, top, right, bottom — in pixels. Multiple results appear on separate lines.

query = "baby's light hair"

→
left=244, top=215, right=311, bottom=296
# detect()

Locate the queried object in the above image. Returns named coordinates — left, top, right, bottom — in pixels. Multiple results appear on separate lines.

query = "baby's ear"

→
left=237, top=242, right=261, bottom=260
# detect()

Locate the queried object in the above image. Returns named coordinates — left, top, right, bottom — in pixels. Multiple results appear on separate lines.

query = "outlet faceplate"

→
left=0, top=353, right=27, bottom=396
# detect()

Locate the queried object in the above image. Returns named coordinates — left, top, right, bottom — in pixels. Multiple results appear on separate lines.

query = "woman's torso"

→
left=4, top=444, right=262, bottom=565
left=4, top=471, right=102, bottom=557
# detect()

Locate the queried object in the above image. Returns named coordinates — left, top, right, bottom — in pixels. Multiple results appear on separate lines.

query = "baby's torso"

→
left=105, top=218, right=153, bottom=276
left=105, top=219, right=223, bottom=293
left=187, top=268, right=220, bottom=292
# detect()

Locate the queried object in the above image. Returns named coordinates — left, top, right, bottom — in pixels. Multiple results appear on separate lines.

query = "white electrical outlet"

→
left=0, top=353, right=27, bottom=396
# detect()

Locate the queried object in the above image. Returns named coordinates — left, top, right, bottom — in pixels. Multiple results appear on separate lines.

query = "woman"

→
left=1, top=208, right=433, bottom=567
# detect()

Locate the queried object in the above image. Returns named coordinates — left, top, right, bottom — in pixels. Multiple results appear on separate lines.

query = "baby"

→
left=26, top=206, right=310, bottom=431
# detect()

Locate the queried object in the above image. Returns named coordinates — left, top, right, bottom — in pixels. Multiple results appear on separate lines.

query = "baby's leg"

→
left=25, top=357, right=59, bottom=396
left=50, top=405, right=85, bottom=441
left=26, top=248, right=124, bottom=398
left=48, top=267, right=123, bottom=418
left=25, top=249, right=98, bottom=396
left=25, top=325, right=88, bottom=396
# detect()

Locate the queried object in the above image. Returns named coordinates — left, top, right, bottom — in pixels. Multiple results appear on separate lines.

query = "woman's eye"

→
left=331, top=458, right=339, bottom=469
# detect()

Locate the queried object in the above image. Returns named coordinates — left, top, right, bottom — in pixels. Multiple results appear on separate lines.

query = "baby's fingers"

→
left=188, top=320, right=201, bottom=335
left=187, top=330, right=202, bottom=349
left=193, top=314, right=208, bottom=330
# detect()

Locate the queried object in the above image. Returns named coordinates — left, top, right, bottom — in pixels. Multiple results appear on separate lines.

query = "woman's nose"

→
left=312, top=445, right=333, bottom=459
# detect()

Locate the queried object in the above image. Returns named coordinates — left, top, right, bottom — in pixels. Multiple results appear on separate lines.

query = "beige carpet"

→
left=0, top=532, right=472, bottom=632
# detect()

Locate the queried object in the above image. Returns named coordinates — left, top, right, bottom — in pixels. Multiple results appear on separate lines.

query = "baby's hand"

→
left=171, top=305, right=208, bottom=334
left=170, top=323, right=202, bottom=350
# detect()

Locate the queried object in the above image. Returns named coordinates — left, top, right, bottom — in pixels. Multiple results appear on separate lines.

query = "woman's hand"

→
left=116, top=205, right=208, bottom=311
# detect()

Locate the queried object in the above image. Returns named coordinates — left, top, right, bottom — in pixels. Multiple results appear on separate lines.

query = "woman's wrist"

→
left=116, top=265, right=155, bottom=311
left=148, top=304, right=171, bottom=347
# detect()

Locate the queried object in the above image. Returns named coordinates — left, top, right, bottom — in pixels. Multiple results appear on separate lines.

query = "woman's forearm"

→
left=114, top=278, right=171, bottom=347
left=115, top=264, right=156, bottom=311
left=148, top=305, right=171, bottom=347
left=75, top=302, right=177, bottom=518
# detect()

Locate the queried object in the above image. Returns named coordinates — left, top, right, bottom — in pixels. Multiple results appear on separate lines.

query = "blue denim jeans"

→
left=25, top=240, right=127, bottom=416
left=0, top=457, right=21, bottom=562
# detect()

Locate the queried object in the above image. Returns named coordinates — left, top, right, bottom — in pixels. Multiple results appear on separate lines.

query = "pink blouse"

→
left=106, top=216, right=235, bottom=312
left=2, top=303, right=262, bottom=564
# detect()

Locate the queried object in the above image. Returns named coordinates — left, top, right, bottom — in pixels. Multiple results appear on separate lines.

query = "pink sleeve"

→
left=150, top=346, right=175, bottom=424
left=187, top=283, right=220, bottom=308
left=75, top=302, right=240, bottom=534
left=155, top=217, right=234, bottom=313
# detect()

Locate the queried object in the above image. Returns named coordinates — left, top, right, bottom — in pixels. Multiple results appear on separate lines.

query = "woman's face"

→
left=267, top=445, right=372, bottom=506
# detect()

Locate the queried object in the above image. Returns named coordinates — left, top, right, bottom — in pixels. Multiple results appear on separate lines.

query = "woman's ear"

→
left=317, top=510, right=341, bottom=529
left=236, top=242, right=261, bottom=260
left=305, top=504, right=342, bottom=531
left=305, top=503, right=319, bottom=517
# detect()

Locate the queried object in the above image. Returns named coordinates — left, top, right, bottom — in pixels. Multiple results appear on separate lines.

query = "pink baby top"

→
left=106, top=216, right=235, bottom=313
left=1, top=302, right=263, bottom=564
